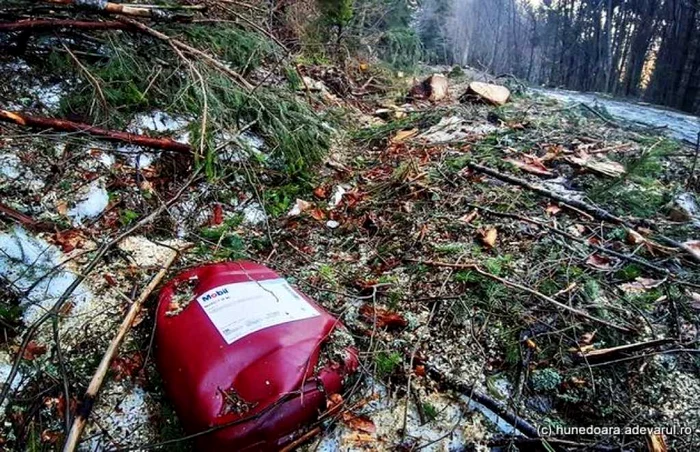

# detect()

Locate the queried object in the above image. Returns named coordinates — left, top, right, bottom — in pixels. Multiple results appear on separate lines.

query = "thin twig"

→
left=407, top=259, right=633, bottom=333
left=63, top=247, right=184, bottom=451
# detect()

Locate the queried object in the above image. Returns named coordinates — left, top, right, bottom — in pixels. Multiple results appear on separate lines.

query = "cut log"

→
left=0, top=110, right=192, bottom=153
left=462, top=82, right=511, bottom=106
left=409, top=74, right=449, bottom=102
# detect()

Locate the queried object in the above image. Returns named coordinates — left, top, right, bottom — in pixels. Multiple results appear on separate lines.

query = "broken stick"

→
left=0, top=110, right=192, bottom=153
left=63, top=247, right=185, bottom=452
left=466, top=162, right=628, bottom=225
left=574, top=338, right=675, bottom=363
left=408, top=259, right=633, bottom=333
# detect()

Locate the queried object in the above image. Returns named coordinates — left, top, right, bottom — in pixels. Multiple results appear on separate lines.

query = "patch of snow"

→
left=216, top=131, right=267, bottom=163
left=33, top=83, right=64, bottom=111
left=86, top=384, right=154, bottom=450
left=0, top=226, right=93, bottom=325
left=0, top=153, right=45, bottom=191
left=67, top=180, right=109, bottom=225
left=671, top=192, right=700, bottom=228
left=241, top=202, right=267, bottom=225
left=0, top=153, right=22, bottom=179
left=535, top=88, right=700, bottom=144
left=466, top=398, right=525, bottom=437
left=116, top=111, right=191, bottom=168
left=0, top=353, right=23, bottom=394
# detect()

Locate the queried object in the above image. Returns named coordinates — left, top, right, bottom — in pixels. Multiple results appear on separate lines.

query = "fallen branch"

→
left=0, top=203, right=55, bottom=232
left=0, top=19, right=127, bottom=32
left=63, top=247, right=185, bottom=452
left=422, top=362, right=539, bottom=437
left=466, top=162, right=628, bottom=225
left=574, top=338, right=675, bottom=363
left=0, top=110, right=192, bottom=153
left=407, top=259, right=633, bottom=333
left=119, top=17, right=254, bottom=91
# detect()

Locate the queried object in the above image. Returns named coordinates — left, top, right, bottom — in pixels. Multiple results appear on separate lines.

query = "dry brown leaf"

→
left=392, top=128, right=419, bottom=143
left=23, top=341, right=47, bottom=361
left=506, top=155, right=554, bottom=177
left=480, top=228, right=498, bottom=248
left=342, top=412, right=376, bottom=434
left=619, top=277, right=665, bottom=293
left=646, top=433, right=667, bottom=452
left=683, top=240, right=700, bottom=261
left=586, top=254, right=613, bottom=270
left=360, top=305, right=408, bottom=330
left=459, top=210, right=478, bottom=224
left=56, top=200, right=68, bottom=216
left=580, top=331, right=596, bottom=345
left=627, top=229, right=646, bottom=245
left=545, top=204, right=562, bottom=215
left=309, top=208, right=326, bottom=221
left=41, top=430, right=60, bottom=444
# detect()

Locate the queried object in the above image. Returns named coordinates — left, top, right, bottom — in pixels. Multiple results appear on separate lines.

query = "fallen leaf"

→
left=392, top=128, right=418, bottom=143
left=110, top=352, right=144, bottom=381
left=506, top=154, right=554, bottom=177
left=480, top=228, right=498, bottom=248
left=309, top=208, right=326, bottom=221
left=459, top=210, right=478, bottom=223
left=570, top=376, right=587, bottom=386
left=414, top=365, right=426, bottom=377
left=342, top=412, right=376, bottom=434
left=326, top=393, right=344, bottom=414
left=585, top=254, right=614, bottom=270
left=313, top=186, right=327, bottom=198
left=682, top=240, right=700, bottom=261
left=210, top=204, right=224, bottom=226
left=545, top=204, right=562, bottom=215
left=360, top=305, right=408, bottom=330
left=56, top=200, right=68, bottom=216
left=620, top=277, right=665, bottom=293
left=54, top=229, right=83, bottom=253
left=103, top=273, right=118, bottom=286
left=580, top=331, right=596, bottom=345
left=627, top=229, right=646, bottom=245
left=525, top=339, right=538, bottom=349
left=23, top=341, right=47, bottom=361
left=646, top=433, right=667, bottom=452
left=41, top=429, right=60, bottom=444
left=287, top=199, right=312, bottom=217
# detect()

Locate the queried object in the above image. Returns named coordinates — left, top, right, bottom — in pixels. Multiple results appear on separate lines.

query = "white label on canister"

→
left=196, top=278, right=321, bottom=344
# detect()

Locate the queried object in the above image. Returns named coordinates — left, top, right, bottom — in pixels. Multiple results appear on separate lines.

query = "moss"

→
left=375, top=351, right=402, bottom=377
left=531, top=368, right=563, bottom=392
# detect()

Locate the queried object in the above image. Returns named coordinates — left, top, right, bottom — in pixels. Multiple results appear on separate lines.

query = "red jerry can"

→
left=155, top=261, right=358, bottom=450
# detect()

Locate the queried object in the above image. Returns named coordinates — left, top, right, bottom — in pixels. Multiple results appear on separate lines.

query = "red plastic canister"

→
left=155, top=261, right=357, bottom=450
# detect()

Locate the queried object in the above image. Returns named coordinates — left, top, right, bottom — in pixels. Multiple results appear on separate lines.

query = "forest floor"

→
left=2, top=4, right=700, bottom=452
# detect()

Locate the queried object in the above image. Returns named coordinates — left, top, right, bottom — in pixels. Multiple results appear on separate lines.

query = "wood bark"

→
left=0, top=110, right=192, bottom=153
